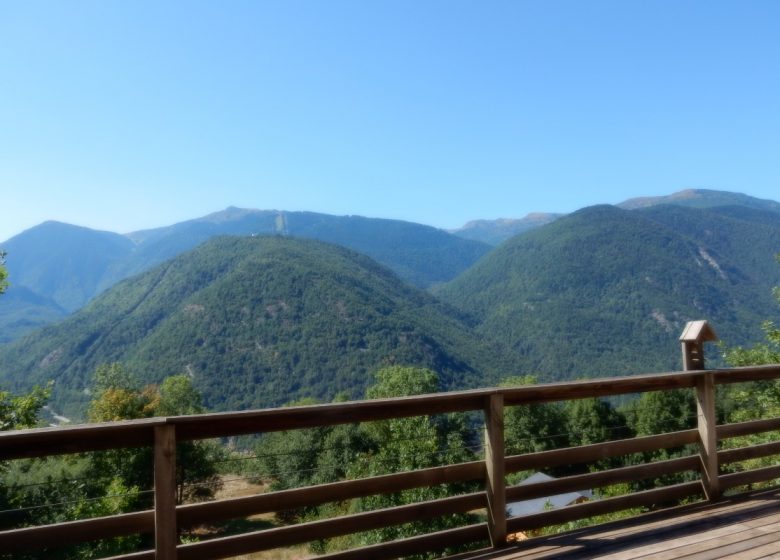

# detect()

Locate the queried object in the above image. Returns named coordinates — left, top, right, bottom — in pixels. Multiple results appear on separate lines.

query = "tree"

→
left=719, top=258, right=780, bottom=476
left=86, top=365, right=222, bottom=505
left=346, top=366, right=477, bottom=557
left=0, top=250, right=8, bottom=295
left=502, top=375, right=569, bottom=458
left=0, top=383, right=50, bottom=431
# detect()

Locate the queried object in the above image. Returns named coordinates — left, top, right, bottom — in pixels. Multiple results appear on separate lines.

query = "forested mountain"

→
left=438, top=204, right=780, bottom=379
left=0, top=236, right=516, bottom=418
left=0, top=209, right=490, bottom=342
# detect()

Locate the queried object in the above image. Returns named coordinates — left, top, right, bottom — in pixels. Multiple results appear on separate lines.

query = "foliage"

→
left=719, top=260, right=780, bottom=477
left=345, top=367, right=477, bottom=558
left=502, top=376, right=569, bottom=457
left=0, top=250, right=8, bottom=295
left=86, top=364, right=222, bottom=505
left=257, top=366, right=478, bottom=558
left=0, top=383, right=50, bottom=431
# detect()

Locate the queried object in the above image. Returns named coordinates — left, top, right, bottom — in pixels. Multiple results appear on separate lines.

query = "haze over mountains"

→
left=0, top=188, right=778, bottom=417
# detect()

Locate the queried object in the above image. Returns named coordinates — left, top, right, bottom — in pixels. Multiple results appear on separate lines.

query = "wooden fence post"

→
left=484, top=393, right=506, bottom=547
left=695, top=373, right=720, bottom=501
left=154, top=424, right=178, bottom=560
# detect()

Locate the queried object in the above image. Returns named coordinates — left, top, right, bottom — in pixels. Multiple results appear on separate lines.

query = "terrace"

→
left=2, top=321, right=780, bottom=559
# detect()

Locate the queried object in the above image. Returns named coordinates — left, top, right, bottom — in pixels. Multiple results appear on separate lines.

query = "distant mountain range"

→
left=0, top=237, right=515, bottom=417
left=450, top=213, right=563, bottom=245
left=0, top=210, right=490, bottom=341
left=450, top=189, right=780, bottom=245
left=0, top=188, right=778, bottom=418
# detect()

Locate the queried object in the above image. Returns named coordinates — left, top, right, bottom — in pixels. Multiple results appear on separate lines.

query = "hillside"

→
left=0, top=236, right=516, bottom=418
left=438, top=204, right=780, bottom=379
left=0, top=210, right=490, bottom=342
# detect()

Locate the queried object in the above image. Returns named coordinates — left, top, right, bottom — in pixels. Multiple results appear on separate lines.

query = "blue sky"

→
left=2, top=1, right=779, bottom=241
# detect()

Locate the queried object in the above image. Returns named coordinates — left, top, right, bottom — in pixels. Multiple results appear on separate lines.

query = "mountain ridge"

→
left=0, top=236, right=516, bottom=417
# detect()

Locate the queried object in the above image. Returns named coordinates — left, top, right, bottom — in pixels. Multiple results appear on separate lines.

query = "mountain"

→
left=113, top=208, right=492, bottom=289
left=0, top=221, right=135, bottom=311
left=0, top=286, right=67, bottom=343
left=0, top=210, right=491, bottom=343
left=438, top=204, right=780, bottom=379
left=618, top=188, right=780, bottom=214
left=451, top=189, right=780, bottom=246
left=0, top=236, right=516, bottom=418
left=0, top=222, right=135, bottom=340
left=451, top=213, right=563, bottom=245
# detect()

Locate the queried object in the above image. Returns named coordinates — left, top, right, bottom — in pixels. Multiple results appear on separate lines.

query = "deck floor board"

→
left=447, top=488, right=780, bottom=560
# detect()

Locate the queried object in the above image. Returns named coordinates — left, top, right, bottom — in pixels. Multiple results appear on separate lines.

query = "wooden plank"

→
left=177, top=460, right=485, bottom=527
left=696, top=372, right=720, bottom=500
left=595, top=521, right=755, bottom=560
left=719, top=441, right=780, bottom=465
left=717, top=417, right=780, bottom=440
left=505, top=455, right=700, bottom=503
left=721, top=465, right=780, bottom=490
left=2, top=366, right=778, bottom=460
left=315, top=522, right=489, bottom=560
left=500, top=370, right=704, bottom=406
left=446, top=489, right=780, bottom=560
left=177, top=491, right=486, bottom=559
left=0, top=510, right=153, bottom=552
left=713, top=365, right=780, bottom=385
left=506, top=481, right=703, bottom=533
left=102, top=551, right=155, bottom=560
left=0, top=418, right=161, bottom=460
left=484, top=393, right=507, bottom=547
left=154, top=424, right=178, bottom=560
left=673, top=527, right=780, bottom=560
left=505, top=429, right=698, bottom=473
left=169, top=391, right=494, bottom=440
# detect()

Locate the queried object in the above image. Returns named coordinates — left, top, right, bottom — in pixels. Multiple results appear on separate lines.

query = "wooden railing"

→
left=2, top=363, right=780, bottom=559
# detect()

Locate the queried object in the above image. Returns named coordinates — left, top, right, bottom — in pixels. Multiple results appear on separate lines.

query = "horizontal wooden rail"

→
left=0, top=418, right=163, bottom=460
left=506, top=481, right=703, bottom=533
left=3, top=365, right=779, bottom=460
left=718, top=417, right=780, bottom=440
left=304, top=522, right=488, bottom=560
left=506, top=455, right=700, bottom=503
left=178, top=460, right=485, bottom=527
left=177, top=491, right=486, bottom=559
left=720, top=465, right=780, bottom=490
left=719, top=441, right=780, bottom=465
left=505, top=429, right=699, bottom=473
left=0, top=510, right=153, bottom=553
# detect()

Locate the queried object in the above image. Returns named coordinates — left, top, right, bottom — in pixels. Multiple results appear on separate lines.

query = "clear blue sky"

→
left=2, top=1, right=779, bottom=242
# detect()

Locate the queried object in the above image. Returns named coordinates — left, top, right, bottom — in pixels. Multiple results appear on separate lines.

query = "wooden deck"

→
left=449, top=487, right=780, bottom=560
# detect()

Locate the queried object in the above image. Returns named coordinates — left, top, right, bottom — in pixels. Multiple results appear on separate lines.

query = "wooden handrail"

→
left=2, top=363, right=780, bottom=560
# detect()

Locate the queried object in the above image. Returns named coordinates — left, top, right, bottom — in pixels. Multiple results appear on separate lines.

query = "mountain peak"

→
left=618, top=189, right=780, bottom=213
